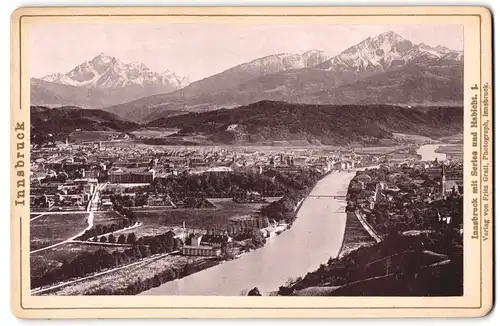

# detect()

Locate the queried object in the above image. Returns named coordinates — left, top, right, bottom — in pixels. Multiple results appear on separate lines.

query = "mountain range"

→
left=31, top=53, right=189, bottom=108
left=145, top=101, right=463, bottom=145
left=31, top=31, right=464, bottom=122
left=30, top=101, right=463, bottom=146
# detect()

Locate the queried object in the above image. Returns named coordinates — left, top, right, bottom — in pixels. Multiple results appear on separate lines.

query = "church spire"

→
left=441, top=164, right=446, bottom=198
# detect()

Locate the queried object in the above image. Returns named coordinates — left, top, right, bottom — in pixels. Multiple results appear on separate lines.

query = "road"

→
left=30, top=183, right=105, bottom=254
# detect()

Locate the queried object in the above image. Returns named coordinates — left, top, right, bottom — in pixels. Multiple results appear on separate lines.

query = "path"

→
left=67, top=240, right=134, bottom=247
left=96, top=222, right=143, bottom=238
left=31, top=250, right=180, bottom=295
left=30, top=183, right=105, bottom=254
left=29, top=213, right=47, bottom=222
left=354, top=211, right=382, bottom=243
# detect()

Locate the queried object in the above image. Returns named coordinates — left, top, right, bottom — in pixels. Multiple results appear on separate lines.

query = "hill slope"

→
left=103, top=51, right=333, bottom=122
left=301, top=62, right=463, bottom=106
left=30, top=106, right=139, bottom=141
left=146, top=101, right=463, bottom=146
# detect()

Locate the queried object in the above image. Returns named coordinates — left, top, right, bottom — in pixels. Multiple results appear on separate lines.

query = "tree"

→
left=100, top=236, right=107, bottom=243
left=182, top=263, right=195, bottom=277
left=132, top=246, right=143, bottom=260
left=251, top=228, right=266, bottom=247
left=248, top=287, right=262, bottom=296
left=117, top=234, right=126, bottom=244
left=108, top=234, right=116, bottom=243
left=138, top=245, right=151, bottom=258
left=149, top=238, right=160, bottom=255
left=127, top=233, right=137, bottom=245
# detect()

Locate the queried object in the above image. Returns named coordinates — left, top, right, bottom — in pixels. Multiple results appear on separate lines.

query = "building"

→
left=181, top=233, right=222, bottom=257
left=101, top=201, right=114, bottom=211
left=259, top=220, right=287, bottom=238
left=440, top=164, right=462, bottom=198
left=206, top=166, right=233, bottom=173
left=200, top=232, right=231, bottom=247
left=182, top=245, right=222, bottom=257
left=228, top=215, right=270, bottom=235
left=333, top=160, right=354, bottom=171
left=108, top=167, right=156, bottom=184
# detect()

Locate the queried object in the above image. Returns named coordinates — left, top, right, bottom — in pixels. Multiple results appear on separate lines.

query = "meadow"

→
left=114, top=199, right=273, bottom=238
left=30, top=213, right=89, bottom=251
left=45, top=254, right=203, bottom=296
left=30, top=242, right=130, bottom=280
left=339, top=212, right=376, bottom=257
left=93, top=211, right=125, bottom=226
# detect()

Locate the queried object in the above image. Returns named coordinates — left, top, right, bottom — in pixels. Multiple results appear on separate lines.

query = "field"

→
left=45, top=254, right=204, bottom=295
left=93, top=211, right=125, bottom=226
left=115, top=198, right=274, bottom=238
left=435, top=144, right=463, bottom=155
left=392, top=133, right=435, bottom=144
left=130, top=127, right=180, bottom=138
left=352, top=146, right=404, bottom=155
left=439, top=133, right=463, bottom=144
left=339, top=212, right=376, bottom=257
left=70, top=130, right=125, bottom=142
left=30, top=242, right=130, bottom=279
left=30, top=213, right=89, bottom=251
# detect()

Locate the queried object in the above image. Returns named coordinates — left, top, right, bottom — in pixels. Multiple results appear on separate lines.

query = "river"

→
left=141, top=144, right=447, bottom=296
left=141, top=170, right=355, bottom=296
left=417, top=144, right=449, bottom=161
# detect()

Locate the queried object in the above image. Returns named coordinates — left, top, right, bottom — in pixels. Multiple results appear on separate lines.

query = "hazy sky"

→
left=29, top=24, right=463, bottom=82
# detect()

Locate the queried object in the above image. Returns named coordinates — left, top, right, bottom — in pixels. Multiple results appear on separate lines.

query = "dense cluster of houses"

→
left=348, top=159, right=464, bottom=232
left=30, top=141, right=374, bottom=210
left=180, top=216, right=288, bottom=257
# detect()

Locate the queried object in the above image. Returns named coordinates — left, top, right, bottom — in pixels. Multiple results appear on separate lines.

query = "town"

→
left=276, top=154, right=464, bottom=296
left=29, top=131, right=462, bottom=296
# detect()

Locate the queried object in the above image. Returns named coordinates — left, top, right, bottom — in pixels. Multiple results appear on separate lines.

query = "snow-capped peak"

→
left=316, top=30, right=463, bottom=73
left=40, top=53, right=190, bottom=90
left=40, top=72, right=64, bottom=83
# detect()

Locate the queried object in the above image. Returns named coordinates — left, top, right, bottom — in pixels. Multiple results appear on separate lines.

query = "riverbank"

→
left=277, top=232, right=462, bottom=296
left=141, top=169, right=355, bottom=295
left=37, top=168, right=326, bottom=296
left=276, top=146, right=463, bottom=296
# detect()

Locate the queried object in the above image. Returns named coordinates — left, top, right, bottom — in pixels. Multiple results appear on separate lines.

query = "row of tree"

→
left=93, top=230, right=182, bottom=255
left=32, top=246, right=149, bottom=289
left=259, top=170, right=321, bottom=224
left=91, top=232, right=137, bottom=245
left=76, top=205, right=138, bottom=241
left=83, top=259, right=220, bottom=296
left=152, top=170, right=297, bottom=199
left=33, top=230, right=183, bottom=289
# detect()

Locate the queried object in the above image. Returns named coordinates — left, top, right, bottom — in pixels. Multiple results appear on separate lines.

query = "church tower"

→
left=441, top=164, right=446, bottom=198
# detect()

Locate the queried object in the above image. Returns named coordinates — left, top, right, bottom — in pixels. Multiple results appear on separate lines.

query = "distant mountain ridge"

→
left=30, top=102, right=463, bottom=146
left=102, top=31, right=463, bottom=122
left=317, top=31, right=462, bottom=73
left=39, top=53, right=189, bottom=89
left=32, top=31, right=464, bottom=122
left=146, top=100, right=464, bottom=146
left=31, top=53, right=189, bottom=108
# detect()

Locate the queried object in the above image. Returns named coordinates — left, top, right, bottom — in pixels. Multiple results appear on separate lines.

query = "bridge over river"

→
left=140, top=144, right=447, bottom=296
left=141, top=170, right=355, bottom=296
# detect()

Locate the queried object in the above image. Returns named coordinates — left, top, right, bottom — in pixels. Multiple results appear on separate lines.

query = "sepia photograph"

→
left=10, top=6, right=492, bottom=319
